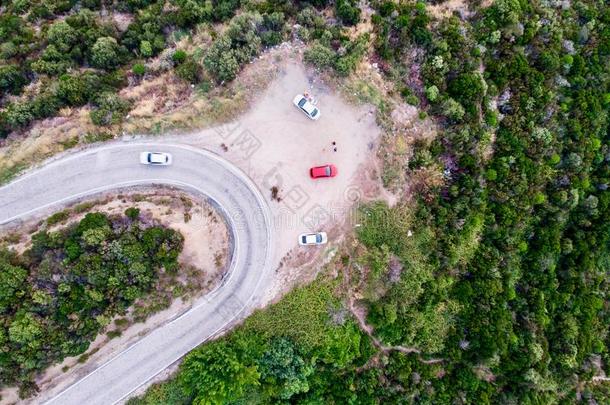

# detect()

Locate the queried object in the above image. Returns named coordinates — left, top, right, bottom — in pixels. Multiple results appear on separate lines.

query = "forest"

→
left=0, top=210, right=183, bottom=397
left=0, top=0, right=283, bottom=136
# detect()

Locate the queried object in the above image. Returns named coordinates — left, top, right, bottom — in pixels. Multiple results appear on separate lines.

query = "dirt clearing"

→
left=159, top=58, right=384, bottom=297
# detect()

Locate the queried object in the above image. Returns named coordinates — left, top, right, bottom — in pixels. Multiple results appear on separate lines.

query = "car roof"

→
left=150, top=152, right=165, bottom=162
left=302, top=103, right=316, bottom=114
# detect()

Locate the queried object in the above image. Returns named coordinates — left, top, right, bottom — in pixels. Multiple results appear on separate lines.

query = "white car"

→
left=298, top=232, right=328, bottom=246
left=293, top=94, right=320, bottom=120
left=140, top=151, right=173, bottom=165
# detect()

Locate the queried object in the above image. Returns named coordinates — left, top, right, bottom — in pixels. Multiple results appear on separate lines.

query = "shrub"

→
left=173, top=0, right=212, bottom=27
left=47, top=21, right=78, bottom=53
left=125, top=207, right=140, bottom=220
left=0, top=65, right=28, bottom=95
left=175, top=58, right=202, bottom=83
left=90, top=93, right=132, bottom=126
left=260, top=31, right=283, bottom=47
left=172, top=49, right=187, bottom=64
left=132, top=63, right=146, bottom=76
left=212, top=0, right=240, bottom=22
left=90, top=37, right=123, bottom=70
left=30, top=92, right=62, bottom=119
left=441, top=98, right=465, bottom=122
left=425, top=85, right=439, bottom=102
left=139, top=40, right=153, bottom=57
left=204, top=39, right=239, bottom=82
left=47, top=210, right=70, bottom=225
left=448, top=72, right=485, bottom=106
left=3, top=103, right=34, bottom=130
left=336, top=0, right=361, bottom=26
left=57, top=74, right=89, bottom=106
left=303, top=43, right=336, bottom=69
left=203, top=13, right=265, bottom=83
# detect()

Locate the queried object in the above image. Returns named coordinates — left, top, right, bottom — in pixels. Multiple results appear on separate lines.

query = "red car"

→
left=310, top=164, right=338, bottom=179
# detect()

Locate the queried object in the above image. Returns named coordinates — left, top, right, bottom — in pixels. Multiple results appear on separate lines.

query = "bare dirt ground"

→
left=164, top=58, right=384, bottom=299
left=0, top=189, right=229, bottom=405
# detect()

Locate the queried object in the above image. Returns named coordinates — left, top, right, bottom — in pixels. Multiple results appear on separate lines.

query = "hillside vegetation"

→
left=2, top=0, right=609, bottom=403
left=131, top=0, right=610, bottom=403
left=0, top=210, right=183, bottom=397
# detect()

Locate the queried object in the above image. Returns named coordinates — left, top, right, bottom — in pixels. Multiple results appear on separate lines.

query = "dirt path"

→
left=341, top=257, right=444, bottom=367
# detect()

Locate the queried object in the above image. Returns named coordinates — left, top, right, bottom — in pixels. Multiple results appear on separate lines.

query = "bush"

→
left=0, top=65, right=28, bottom=95
left=172, top=49, right=187, bottom=64
left=440, top=98, right=465, bottom=122
left=3, top=103, right=34, bottom=130
left=204, top=38, right=240, bottom=82
left=57, top=74, right=90, bottom=106
left=90, top=37, right=123, bottom=70
left=132, top=63, right=146, bottom=76
left=175, top=58, right=202, bottom=83
left=90, top=93, right=132, bottom=126
left=336, top=0, right=361, bottom=26
left=139, top=40, right=153, bottom=57
left=173, top=0, right=212, bottom=27
left=47, top=21, right=78, bottom=53
left=303, top=42, right=336, bottom=69
left=212, top=0, right=241, bottom=21
left=31, top=91, right=62, bottom=119
left=125, top=207, right=140, bottom=220
left=425, top=85, right=439, bottom=102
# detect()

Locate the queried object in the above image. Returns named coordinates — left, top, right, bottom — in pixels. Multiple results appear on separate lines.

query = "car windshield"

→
left=316, top=234, right=322, bottom=243
left=311, top=108, right=318, bottom=117
left=298, top=98, right=307, bottom=108
left=302, top=235, right=308, bottom=243
left=325, top=166, right=331, bottom=176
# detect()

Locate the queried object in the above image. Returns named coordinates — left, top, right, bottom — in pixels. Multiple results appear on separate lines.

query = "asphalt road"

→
left=0, top=143, right=274, bottom=404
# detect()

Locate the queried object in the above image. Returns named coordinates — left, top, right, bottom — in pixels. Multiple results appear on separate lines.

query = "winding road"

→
left=0, top=143, right=275, bottom=404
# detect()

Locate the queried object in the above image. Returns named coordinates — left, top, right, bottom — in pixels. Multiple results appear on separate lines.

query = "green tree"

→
left=303, top=42, right=336, bottom=69
left=90, top=37, right=123, bottom=70
left=0, top=65, right=27, bottom=95
left=139, top=40, right=153, bottom=57
left=440, top=98, right=465, bottom=122
left=180, top=341, right=259, bottom=404
left=335, top=0, right=361, bottom=26
left=47, top=21, right=78, bottom=53
left=204, top=36, right=239, bottom=82
left=0, top=257, right=28, bottom=313
left=258, top=338, right=313, bottom=399
left=9, top=313, right=43, bottom=349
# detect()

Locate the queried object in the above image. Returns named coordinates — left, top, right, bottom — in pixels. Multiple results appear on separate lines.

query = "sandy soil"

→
left=162, top=58, right=384, bottom=299
left=0, top=189, right=229, bottom=405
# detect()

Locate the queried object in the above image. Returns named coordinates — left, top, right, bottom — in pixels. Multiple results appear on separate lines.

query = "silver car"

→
left=293, top=94, right=320, bottom=120
left=298, top=232, right=328, bottom=246
left=140, top=152, right=173, bottom=165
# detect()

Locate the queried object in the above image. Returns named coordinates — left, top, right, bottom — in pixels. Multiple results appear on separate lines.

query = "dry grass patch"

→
left=427, top=0, right=474, bottom=20
left=122, top=45, right=285, bottom=134
left=0, top=108, right=102, bottom=183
